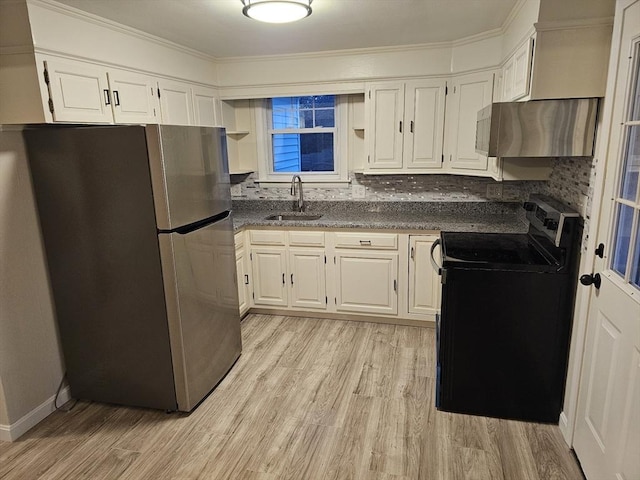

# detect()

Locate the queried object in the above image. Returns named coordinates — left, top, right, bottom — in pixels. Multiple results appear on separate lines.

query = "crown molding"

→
left=500, top=0, right=530, bottom=34
left=27, top=0, right=219, bottom=62
left=534, top=16, right=614, bottom=32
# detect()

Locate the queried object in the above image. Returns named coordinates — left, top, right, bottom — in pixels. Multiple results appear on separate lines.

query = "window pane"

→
left=620, top=126, right=640, bottom=201
left=298, top=96, right=313, bottom=109
left=611, top=203, right=635, bottom=277
left=631, top=213, right=640, bottom=288
left=272, top=133, right=334, bottom=172
left=314, top=95, right=334, bottom=108
left=272, top=134, right=301, bottom=172
left=630, top=51, right=640, bottom=121
left=272, top=97, right=299, bottom=129
left=300, top=110, right=314, bottom=128
left=315, top=109, right=335, bottom=127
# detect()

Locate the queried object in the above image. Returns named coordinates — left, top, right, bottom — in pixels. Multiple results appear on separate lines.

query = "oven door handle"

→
left=430, top=238, right=442, bottom=275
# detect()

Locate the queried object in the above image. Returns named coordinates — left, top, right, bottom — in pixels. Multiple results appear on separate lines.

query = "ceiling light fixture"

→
left=242, top=0, right=312, bottom=24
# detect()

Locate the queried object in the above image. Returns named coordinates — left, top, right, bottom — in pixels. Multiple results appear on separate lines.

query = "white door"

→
left=367, top=82, right=405, bottom=170
left=573, top=3, right=640, bottom=479
left=404, top=80, right=446, bottom=170
left=44, top=59, right=113, bottom=123
left=289, top=249, right=326, bottom=310
left=158, top=80, right=194, bottom=125
left=192, top=85, right=221, bottom=127
left=446, top=71, right=494, bottom=172
left=335, top=251, right=398, bottom=315
left=408, top=235, right=441, bottom=315
left=107, top=70, right=158, bottom=124
left=251, top=247, right=288, bottom=307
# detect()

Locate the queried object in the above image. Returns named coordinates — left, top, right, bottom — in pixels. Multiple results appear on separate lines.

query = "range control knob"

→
left=544, top=219, right=559, bottom=230
left=523, top=202, right=535, bottom=211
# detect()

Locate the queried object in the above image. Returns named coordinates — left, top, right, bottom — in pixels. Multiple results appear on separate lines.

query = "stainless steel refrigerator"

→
left=23, top=124, right=242, bottom=412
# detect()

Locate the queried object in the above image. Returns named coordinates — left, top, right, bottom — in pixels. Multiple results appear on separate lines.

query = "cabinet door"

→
left=446, top=72, right=494, bottom=172
left=158, top=80, right=194, bottom=125
left=236, top=247, right=250, bottom=316
left=366, top=82, right=405, bottom=170
left=289, top=249, right=326, bottom=310
left=192, top=85, right=222, bottom=127
left=501, top=57, right=515, bottom=101
left=404, top=80, right=446, bottom=170
left=44, top=59, right=113, bottom=123
left=408, top=235, right=441, bottom=315
left=107, top=70, right=158, bottom=124
left=251, top=247, right=288, bottom=307
left=335, top=251, right=398, bottom=315
left=511, top=39, right=533, bottom=100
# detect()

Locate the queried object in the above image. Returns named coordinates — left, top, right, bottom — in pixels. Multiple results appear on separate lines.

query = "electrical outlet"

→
left=486, top=183, right=503, bottom=199
left=230, top=184, right=242, bottom=196
left=352, top=184, right=366, bottom=199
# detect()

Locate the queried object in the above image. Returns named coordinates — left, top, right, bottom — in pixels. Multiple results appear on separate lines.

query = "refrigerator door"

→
left=146, top=125, right=231, bottom=230
left=158, top=212, right=242, bottom=411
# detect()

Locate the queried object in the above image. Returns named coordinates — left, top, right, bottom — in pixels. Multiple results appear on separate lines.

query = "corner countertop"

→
left=231, top=199, right=529, bottom=234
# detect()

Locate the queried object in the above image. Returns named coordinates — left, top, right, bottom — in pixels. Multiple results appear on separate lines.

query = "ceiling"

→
left=53, top=0, right=519, bottom=58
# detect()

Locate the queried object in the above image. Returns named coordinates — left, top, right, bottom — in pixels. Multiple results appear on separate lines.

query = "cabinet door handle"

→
left=291, top=273, right=294, bottom=285
left=410, top=120, right=414, bottom=133
left=410, top=247, right=415, bottom=260
left=244, top=274, right=249, bottom=285
left=282, top=273, right=285, bottom=285
left=359, top=240, right=372, bottom=246
left=103, top=89, right=111, bottom=105
left=399, top=121, right=403, bottom=133
left=113, top=90, right=120, bottom=106
left=393, top=279, right=397, bottom=292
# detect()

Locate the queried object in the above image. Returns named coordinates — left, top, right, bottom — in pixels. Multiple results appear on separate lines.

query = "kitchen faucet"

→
left=290, top=175, right=304, bottom=212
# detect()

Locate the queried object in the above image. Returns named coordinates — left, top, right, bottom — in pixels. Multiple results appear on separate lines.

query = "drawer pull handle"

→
left=291, top=273, right=294, bottom=285
left=360, top=240, right=372, bottom=246
left=103, top=89, right=111, bottom=105
left=410, top=247, right=415, bottom=260
left=282, top=273, right=285, bottom=285
left=393, top=279, right=397, bottom=292
left=244, top=274, right=249, bottom=285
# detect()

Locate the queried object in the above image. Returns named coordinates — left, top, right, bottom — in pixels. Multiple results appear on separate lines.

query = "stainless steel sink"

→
left=264, top=213, right=323, bottom=221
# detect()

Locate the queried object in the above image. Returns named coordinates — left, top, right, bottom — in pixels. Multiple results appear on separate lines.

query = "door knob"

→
left=580, top=273, right=601, bottom=289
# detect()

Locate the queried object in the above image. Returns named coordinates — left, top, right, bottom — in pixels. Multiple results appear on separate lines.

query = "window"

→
left=256, top=95, right=348, bottom=183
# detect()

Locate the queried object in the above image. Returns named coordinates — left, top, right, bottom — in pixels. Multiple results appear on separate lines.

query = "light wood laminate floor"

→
left=0, top=314, right=585, bottom=480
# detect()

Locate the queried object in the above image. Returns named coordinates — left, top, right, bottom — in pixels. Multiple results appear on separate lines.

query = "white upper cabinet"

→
left=367, top=82, right=405, bottom=170
left=44, top=59, right=113, bottom=123
left=501, top=38, right=533, bottom=102
left=107, top=69, right=159, bottom=124
left=445, top=71, right=494, bottom=173
left=192, top=85, right=222, bottom=127
left=158, top=80, right=195, bottom=125
left=366, top=79, right=446, bottom=173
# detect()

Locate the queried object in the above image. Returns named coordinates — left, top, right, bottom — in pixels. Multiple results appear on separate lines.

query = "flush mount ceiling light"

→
left=242, top=0, right=312, bottom=23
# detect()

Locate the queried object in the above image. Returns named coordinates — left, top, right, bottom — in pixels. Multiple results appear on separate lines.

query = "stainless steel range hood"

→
left=475, top=98, right=598, bottom=158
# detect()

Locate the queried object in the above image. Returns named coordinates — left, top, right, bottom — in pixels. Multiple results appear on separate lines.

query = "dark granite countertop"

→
left=231, top=199, right=529, bottom=234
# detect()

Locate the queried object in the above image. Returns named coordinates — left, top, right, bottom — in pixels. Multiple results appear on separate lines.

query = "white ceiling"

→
left=53, top=0, right=519, bottom=58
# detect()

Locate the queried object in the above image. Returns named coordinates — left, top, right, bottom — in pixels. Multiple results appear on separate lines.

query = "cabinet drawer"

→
left=334, top=232, right=398, bottom=250
left=249, top=230, right=286, bottom=246
left=288, top=231, right=325, bottom=247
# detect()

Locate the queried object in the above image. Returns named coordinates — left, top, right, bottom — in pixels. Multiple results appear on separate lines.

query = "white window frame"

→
left=255, top=96, right=349, bottom=184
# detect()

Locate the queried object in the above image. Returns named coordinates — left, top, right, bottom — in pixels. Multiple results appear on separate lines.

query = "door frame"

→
left=560, top=0, right=639, bottom=446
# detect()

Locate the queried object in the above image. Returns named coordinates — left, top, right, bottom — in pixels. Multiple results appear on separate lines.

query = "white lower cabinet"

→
left=251, top=247, right=288, bottom=307
left=234, top=232, right=251, bottom=316
left=334, top=251, right=398, bottom=315
left=408, top=235, right=440, bottom=316
left=238, top=228, right=440, bottom=322
left=289, top=249, right=327, bottom=309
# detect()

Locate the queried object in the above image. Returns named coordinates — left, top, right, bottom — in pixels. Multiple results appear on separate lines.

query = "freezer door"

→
left=146, top=125, right=231, bottom=230
left=158, top=212, right=242, bottom=411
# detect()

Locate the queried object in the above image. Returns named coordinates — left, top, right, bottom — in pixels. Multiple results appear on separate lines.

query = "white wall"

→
left=0, top=128, right=65, bottom=439
left=26, top=0, right=218, bottom=85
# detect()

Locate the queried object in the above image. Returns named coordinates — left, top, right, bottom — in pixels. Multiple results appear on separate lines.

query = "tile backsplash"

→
left=232, top=171, right=547, bottom=203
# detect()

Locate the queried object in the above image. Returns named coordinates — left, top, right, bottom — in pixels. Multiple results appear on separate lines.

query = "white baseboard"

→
left=558, top=411, right=572, bottom=446
left=0, top=386, right=71, bottom=442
